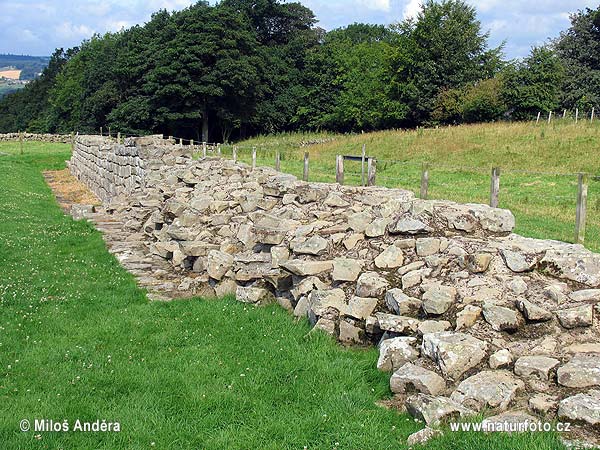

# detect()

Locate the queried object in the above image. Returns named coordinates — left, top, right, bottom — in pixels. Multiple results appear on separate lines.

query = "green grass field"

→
left=0, top=141, right=567, bottom=448
left=234, top=121, right=600, bottom=252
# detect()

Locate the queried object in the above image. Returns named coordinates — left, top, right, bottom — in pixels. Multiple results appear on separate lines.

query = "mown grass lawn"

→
left=235, top=121, right=600, bottom=252
left=0, top=141, right=565, bottom=449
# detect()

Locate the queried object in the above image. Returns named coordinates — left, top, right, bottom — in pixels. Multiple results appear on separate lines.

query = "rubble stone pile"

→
left=68, top=136, right=600, bottom=439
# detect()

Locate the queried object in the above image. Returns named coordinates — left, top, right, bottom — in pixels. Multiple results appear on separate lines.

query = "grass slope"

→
left=236, top=121, right=600, bottom=252
left=0, top=141, right=564, bottom=449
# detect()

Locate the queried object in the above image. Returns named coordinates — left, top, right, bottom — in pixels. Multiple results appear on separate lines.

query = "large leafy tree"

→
left=389, top=0, right=503, bottom=126
left=555, top=6, right=600, bottom=110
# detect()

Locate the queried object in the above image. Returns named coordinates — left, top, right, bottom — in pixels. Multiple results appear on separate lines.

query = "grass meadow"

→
left=0, top=137, right=569, bottom=449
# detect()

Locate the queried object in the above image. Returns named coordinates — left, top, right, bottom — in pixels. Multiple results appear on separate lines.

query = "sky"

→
left=1, top=0, right=598, bottom=60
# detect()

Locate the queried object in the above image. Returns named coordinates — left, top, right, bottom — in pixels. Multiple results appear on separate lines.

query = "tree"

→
left=388, top=0, right=503, bottom=126
left=502, top=47, right=564, bottom=120
left=555, top=6, right=600, bottom=111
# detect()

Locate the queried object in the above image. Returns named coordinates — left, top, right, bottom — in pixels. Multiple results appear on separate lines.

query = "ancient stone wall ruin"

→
left=0, top=132, right=74, bottom=143
left=68, top=136, right=600, bottom=440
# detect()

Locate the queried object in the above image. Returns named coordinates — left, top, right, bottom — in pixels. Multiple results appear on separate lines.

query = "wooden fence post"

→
left=217, top=143, right=221, bottom=155
left=361, top=143, right=366, bottom=186
left=117, top=132, right=121, bottom=144
left=202, top=142, right=207, bottom=158
left=490, top=167, right=500, bottom=208
left=536, top=112, right=541, bottom=123
left=19, top=131, right=24, bottom=155
left=233, top=146, right=238, bottom=163
left=275, top=150, right=281, bottom=171
left=547, top=111, right=552, bottom=124
left=252, top=146, right=257, bottom=170
left=563, top=109, right=567, bottom=119
left=336, top=155, right=344, bottom=184
left=100, top=126, right=103, bottom=136
left=420, top=163, right=429, bottom=199
left=367, top=158, right=376, bottom=186
left=108, top=127, right=111, bottom=138
left=591, top=108, right=595, bottom=123
left=303, top=152, right=309, bottom=182
left=576, top=108, right=579, bottom=123
left=575, top=173, right=589, bottom=244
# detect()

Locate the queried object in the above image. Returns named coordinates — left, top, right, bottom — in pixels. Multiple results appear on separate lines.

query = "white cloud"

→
left=54, top=22, right=94, bottom=41
left=403, top=0, right=421, bottom=21
left=360, top=0, right=391, bottom=11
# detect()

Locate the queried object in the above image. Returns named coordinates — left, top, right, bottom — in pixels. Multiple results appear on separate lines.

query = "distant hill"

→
left=0, top=54, right=49, bottom=80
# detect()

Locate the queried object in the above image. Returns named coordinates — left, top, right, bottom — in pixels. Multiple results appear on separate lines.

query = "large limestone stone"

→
left=489, top=349, right=513, bottom=369
left=557, top=355, right=600, bottom=388
left=500, top=249, right=537, bottom=272
left=365, top=218, right=390, bottom=238
left=332, top=258, right=362, bottom=282
left=355, top=272, right=389, bottom=298
left=348, top=211, right=372, bottom=232
left=374, top=245, right=404, bottom=269
left=281, top=260, right=333, bottom=276
left=339, top=321, right=362, bottom=344
left=558, top=390, right=600, bottom=426
left=515, top=298, right=552, bottom=322
left=405, top=394, right=474, bottom=426
left=455, top=305, right=482, bottom=330
left=422, top=332, right=488, bottom=379
left=422, top=285, right=457, bottom=315
left=464, top=253, right=493, bottom=273
left=450, top=370, right=524, bottom=411
left=291, top=235, right=328, bottom=256
left=236, top=286, right=271, bottom=304
left=389, top=218, right=429, bottom=235
left=556, top=305, right=594, bottom=329
left=308, top=289, right=347, bottom=317
left=207, top=250, right=234, bottom=281
left=390, top=363, right=446, bottom=395
left=514, top=356, right=560, bottom=381
left=377, top=337, right=419, bottom=371
left=375, top=313, right=420, bottom=334
left=482, top=304, right=523, bottom=331
left=385, top=289, right=422, bottom=316
left=344, top=296, right=378, bottom=320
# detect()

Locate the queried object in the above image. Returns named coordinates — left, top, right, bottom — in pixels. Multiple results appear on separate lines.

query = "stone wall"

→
left=0, top=132, right=74, bottom=143
left=68, top=135, right=188, bottom=202
left=70, top=138, right=600, bottom=439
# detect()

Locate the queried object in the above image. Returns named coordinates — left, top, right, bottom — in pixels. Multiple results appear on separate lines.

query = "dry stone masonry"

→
left=0, top=132, right=74, bottom=143
left=67, top=136, right=600, bottom=443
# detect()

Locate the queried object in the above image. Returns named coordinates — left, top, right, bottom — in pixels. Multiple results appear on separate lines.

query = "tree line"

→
left=0, top=0, right=598, bottom=142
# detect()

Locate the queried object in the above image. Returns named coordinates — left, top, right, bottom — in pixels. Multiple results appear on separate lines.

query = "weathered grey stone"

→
left=416, top=238, right=441, bottom=257
left=375, top=313, right=420, bottom=334
left=508, top=277, right=528, bottom=295
left=377, top=337, right=419, bottom=371
left=405, top=394, right=474, bottom=426
left=514, top=356, right=560, bottom=381
left=541, top=249, right=600, bottom=288
left=313, top=318, right=336, bottom=336
left=348, top=211, right=372, bottom=233
left=344, top=296, right=378, bottom=320
left=529, top=394, right=558, bottom=416
left=339, top=320, right=362, bottom=344
left=569, top=289, right=600, bottom=302
left=455, top=305, right=482, bottom=330
left=451, top=371, right=524, bottom=411
left=236, top=286, right=271, bottom=304
left=331, top=258, right=362, bottom=282
left=385, top=289, right=422, bottom=316
left=465, top=253, right=493, bottom=273
left=417, top=320, right=452, bottom=335
left=281, top=260, right=333, bottom=276
left=501, top=249, right=537, bottom=273
left=557, top=355, right=600, bottom=388
left=422, top=285, right=457, bottom=315
left=556, top=305, right=594, bottom=329
left=482, top=304, right=523, bottom=331
left=374, top=245, right=404, bottom=269
left=515, top=298, right=553, bottom=322
left=406, top=427, right=442, bottom=446
left=389, top=218, right=429, bottom=235
left=207, top=250, right=234, bottom=281
left=489, top=349, right=513, bottom=369
left=481, top=411, right=538, bottom=431
left=365, top=218, right=390, bottom=238
left=391, top=363, right=446, bottom=395
left=308, top=289, right=347, bottom=317
left=355, top=272, right=389, bottom=298
left=343, top=233, right=363, bottom=250
left=558, top=390, right=600, bottom=426
left=292, top=235, right=328, bottom=256
left=422, top=332, right=488, bottom=379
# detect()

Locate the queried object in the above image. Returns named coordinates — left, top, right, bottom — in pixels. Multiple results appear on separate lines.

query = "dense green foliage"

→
left=1, top=1, right=600, bottom=140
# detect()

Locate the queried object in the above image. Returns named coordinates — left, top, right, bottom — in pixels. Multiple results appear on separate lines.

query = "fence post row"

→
left=420, top=163, right=429, bottom=200
left=252, top=146, right=257, bottom=170
left=275, top=151, right=281, bottom=171
left=575, top=173, right=589, bottom=245
left=303, top=152, right=309, bottom=182
left=490, top=167, right=500, bottom=208
left=367, top=158, right=376, bottom=187
left=202, top=142, right=207, bottom=158
left=336, top=155, right=344, bottom=185
left=233, top=146, right=238, bottom=163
